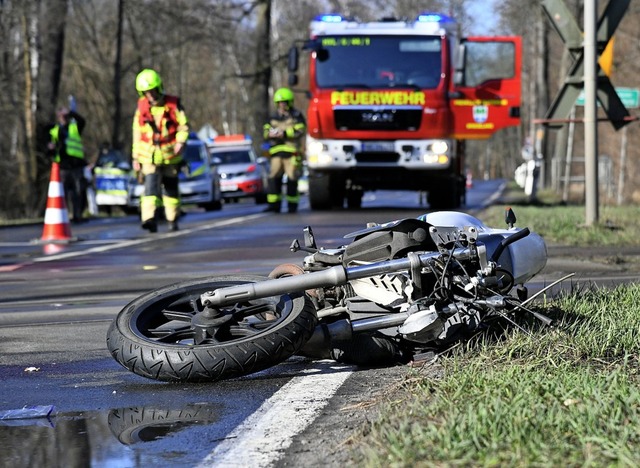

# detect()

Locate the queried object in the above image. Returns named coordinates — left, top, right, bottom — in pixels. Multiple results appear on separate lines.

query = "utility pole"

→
left=583, top=0, right=598, bottom=225
left=541, top=0, right=631, bottom=225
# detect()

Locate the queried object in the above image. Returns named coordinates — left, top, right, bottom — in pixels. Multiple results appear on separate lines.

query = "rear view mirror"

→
left=453, top=43, right=466, bottom=86
left=288, top=46, right=299, bottom=72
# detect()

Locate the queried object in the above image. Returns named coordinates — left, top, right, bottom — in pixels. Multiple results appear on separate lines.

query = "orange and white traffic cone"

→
left=41, top=162, right=73, bottom=243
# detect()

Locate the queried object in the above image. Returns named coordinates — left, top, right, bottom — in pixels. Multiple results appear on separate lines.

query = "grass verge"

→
left=356, top=283, right=640, bottom=467
left=478, top=186, right=640, bottom=247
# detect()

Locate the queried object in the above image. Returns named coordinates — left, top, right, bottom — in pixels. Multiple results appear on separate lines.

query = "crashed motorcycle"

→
left=107, top=210, right=549, bottom=383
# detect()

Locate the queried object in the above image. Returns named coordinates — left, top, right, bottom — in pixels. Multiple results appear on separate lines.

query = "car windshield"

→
left=184, top=144, right=206, bottom=164
left=315, top=35, right=442, bottom=89
left=214, top=150, right=253, bottom=164
left=96, top=150, right=128, bottom=167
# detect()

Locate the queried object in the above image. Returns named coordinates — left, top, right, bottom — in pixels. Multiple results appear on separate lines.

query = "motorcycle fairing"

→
left=343, top=218, right=437, bottom=264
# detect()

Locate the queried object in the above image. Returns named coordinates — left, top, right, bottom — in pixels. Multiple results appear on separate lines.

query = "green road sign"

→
left=576, top=87, right=639, bottom=108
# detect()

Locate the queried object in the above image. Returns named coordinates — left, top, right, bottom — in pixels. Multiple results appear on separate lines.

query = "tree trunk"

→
left=18, top=12, right=35, bottom=210
left=34, top=0, right=69, bottom=213
left=111, top=0, right=124, bottom=149
left=253, top=0, right=271, bottom=145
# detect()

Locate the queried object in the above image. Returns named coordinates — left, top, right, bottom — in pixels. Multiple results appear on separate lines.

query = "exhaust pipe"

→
left=298, top=312, right=411, bottom=357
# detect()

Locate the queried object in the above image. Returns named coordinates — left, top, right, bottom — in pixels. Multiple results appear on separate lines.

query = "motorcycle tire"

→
left=106, top=275, right=317, bottom=383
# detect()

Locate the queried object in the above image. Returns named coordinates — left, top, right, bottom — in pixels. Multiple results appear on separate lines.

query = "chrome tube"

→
left=201, top=265, right=347, bottom=307
left=351, top=313, right=411, bottom=332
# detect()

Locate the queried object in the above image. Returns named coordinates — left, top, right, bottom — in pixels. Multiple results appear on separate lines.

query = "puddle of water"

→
left=0, top=403, right=221, bottom=467
left=108, top=405, right=220, bottom=445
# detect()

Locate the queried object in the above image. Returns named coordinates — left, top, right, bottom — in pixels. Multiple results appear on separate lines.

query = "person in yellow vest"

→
left=132, top=68, right=189, bottom=232
left=48, top=108, right=87, bottom=223
left=263, top=87, right=306, bottom=213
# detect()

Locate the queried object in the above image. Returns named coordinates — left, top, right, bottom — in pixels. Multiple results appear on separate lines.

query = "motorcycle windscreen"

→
left=451, top=36, right=521, bottom=140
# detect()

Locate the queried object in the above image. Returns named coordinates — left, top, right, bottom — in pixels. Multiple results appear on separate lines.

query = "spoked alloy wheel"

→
left=106, top=275, right=317, bottom=383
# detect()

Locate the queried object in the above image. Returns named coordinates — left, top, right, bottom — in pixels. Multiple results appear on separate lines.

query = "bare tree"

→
left=1, top=0, right=639, bottom=219
left=252, top=0, right=271, bottom=143
left=112, top=0, right=124, bottom=148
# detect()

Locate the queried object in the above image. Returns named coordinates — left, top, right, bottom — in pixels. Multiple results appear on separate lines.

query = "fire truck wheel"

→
left=309, top=172, right=345, bottom=209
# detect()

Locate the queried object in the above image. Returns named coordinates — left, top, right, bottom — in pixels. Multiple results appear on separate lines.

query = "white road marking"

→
left=197, top=362, right=353, bottom=468
left=3, top=213, right=268, bottom=266
left=484, top=180, right=506, bottom=207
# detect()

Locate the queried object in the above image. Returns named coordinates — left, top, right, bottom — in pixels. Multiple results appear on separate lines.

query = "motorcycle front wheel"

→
left=106, top=275, right=317, bottom=383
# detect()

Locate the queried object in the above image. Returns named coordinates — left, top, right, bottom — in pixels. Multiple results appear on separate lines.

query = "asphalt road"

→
left=1, top=181, right=637, bottom=467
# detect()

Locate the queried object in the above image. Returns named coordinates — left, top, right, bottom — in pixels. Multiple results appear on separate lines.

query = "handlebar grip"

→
left=490, top=227, right=530, bottom=263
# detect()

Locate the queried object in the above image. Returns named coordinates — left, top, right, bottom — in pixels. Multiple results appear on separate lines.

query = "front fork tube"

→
left=200, top=247, right=474, bottom=308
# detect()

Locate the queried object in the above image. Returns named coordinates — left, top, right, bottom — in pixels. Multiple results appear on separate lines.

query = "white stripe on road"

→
left=28, top=213, right=268, bottom=263
left=198, top=362, right=353, bottom=468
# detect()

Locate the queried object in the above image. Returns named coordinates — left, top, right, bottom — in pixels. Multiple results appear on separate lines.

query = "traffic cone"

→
left=41, top=162, right=73, bottom=242
left=465, top=170, right=473, bottom=189
left=42, top=242, right=67, bottom=255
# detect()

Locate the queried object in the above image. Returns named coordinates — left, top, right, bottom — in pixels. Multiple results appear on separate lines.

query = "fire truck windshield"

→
left=315, top=35, right=442, bottom=90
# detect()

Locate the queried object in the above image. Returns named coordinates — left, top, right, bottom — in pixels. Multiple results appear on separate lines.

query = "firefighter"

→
left=48, top=108, right=88, bottom=224
left=132, top=68, right=189, bottom=232
left=263, top=87, right=306, bottom=213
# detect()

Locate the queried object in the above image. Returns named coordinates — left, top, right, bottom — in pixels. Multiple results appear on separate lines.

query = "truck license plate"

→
left=362, top=141, right=394, bottom=152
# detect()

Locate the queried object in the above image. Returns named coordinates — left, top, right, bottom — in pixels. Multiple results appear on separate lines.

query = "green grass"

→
left=357, top=284, right=640, bottom=467
left=479, top=188, right=640, bottom=246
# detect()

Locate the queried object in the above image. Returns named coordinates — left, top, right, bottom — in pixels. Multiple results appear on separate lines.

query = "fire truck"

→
left=287, top=12, right=521, bottom=209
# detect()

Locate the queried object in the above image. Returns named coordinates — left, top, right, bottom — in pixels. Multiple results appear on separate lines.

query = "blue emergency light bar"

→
left=315, top=12, right=454, bottom=25
left=416, top=12, right=454, bottom=23
left=315, top=14, right=344, bottom=23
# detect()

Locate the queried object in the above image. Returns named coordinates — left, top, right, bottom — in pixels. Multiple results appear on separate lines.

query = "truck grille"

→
left=334, top=108, right=422, bottom=131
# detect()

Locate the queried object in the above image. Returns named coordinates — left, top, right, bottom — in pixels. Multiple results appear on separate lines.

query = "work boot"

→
left=287, top=203, right=298, bottom=214
left=141, top=219, right=157, bottom=233
left=168, top=220, right=179, bottom=232
left=263, top=203, right=281, bottom=213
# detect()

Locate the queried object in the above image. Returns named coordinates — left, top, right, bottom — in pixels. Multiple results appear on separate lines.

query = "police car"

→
left=93, top=149, right=137, bottom=215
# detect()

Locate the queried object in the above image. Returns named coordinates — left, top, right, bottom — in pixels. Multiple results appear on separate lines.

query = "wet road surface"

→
left=3, top=181, right=635, bottom=467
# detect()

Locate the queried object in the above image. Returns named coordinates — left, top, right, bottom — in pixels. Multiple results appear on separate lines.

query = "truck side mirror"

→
left=288, top=46, right=299, bottom=72
left=453, top=43, right=466, bottom=86
left=288, top=74, right=299, bottom=86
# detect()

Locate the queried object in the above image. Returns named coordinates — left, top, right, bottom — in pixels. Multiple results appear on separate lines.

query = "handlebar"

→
left=489, top=228, right=530, bottom=263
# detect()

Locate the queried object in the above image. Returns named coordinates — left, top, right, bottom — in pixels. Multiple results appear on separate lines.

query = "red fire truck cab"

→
left=288, top=12, right=521, bottom=210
